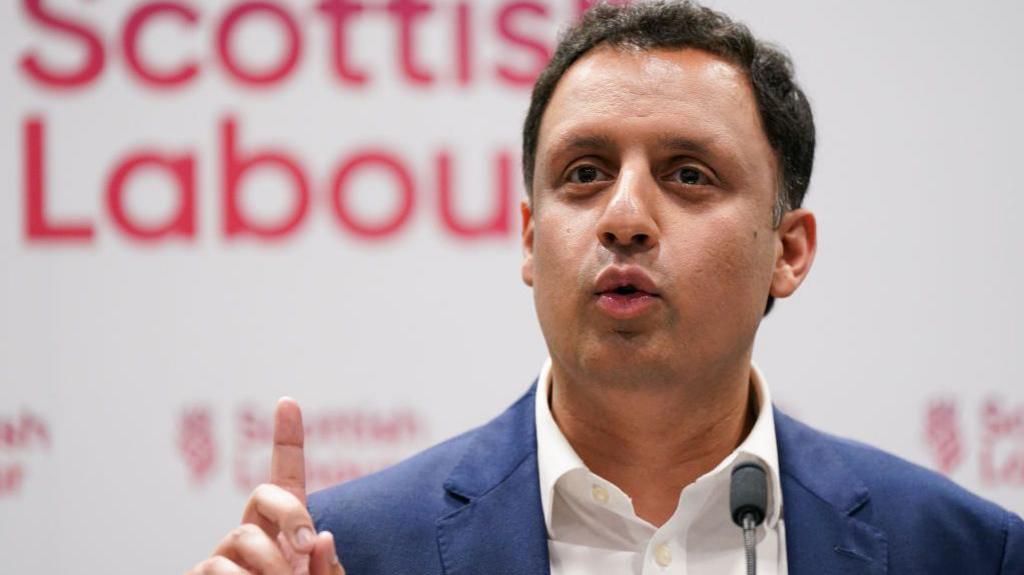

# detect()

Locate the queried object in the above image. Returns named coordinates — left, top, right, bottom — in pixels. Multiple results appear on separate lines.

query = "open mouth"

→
left=600, top=284, right=656, bottom=297
left=595, top=284, right=659, bottom=319
left=592, top=267, right=660, bottom=318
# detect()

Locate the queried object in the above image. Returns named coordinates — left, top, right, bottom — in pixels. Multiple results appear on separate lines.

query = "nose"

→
left=596, top=171, right=659, bottom=254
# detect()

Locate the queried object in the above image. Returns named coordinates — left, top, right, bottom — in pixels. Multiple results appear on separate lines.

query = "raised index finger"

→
left=271, top=396, right=307, bottom=505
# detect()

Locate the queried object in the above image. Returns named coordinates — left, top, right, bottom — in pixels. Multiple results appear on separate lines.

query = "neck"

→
left=548, top=356, right=756, bottom=527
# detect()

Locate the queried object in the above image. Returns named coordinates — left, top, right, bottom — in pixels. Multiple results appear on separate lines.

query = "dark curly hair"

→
left=520, top=0, right=816, bottom=313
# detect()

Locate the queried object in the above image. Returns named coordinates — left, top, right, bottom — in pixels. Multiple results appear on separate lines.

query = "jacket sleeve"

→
left=1002, top=511, right=1024, bottom=574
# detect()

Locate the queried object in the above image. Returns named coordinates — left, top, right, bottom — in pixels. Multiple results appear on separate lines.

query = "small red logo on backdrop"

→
left=0, top=410, right=51, bottom=497
left=924, top=396, right=1024, bottom=486
left=924, top=399, right=964, bottom=475
left=178, top=406, right=217, bottom=485
left=980, top=398, right=1024, bottom=485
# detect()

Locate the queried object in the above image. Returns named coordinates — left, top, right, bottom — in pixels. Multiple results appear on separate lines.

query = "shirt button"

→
left=591, top=484, right=610, bottom=504
left=654, top=543, right=672, bottom=567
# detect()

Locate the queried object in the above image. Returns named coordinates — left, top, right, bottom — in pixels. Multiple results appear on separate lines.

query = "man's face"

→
left=522, top=46, right=796, bottom=387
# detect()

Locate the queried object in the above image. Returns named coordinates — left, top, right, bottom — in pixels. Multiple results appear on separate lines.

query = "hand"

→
left=187, top=398, right=344, bottom=575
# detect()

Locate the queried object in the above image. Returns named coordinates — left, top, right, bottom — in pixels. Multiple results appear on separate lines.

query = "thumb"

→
left=311, top=531, right=345, bottom=575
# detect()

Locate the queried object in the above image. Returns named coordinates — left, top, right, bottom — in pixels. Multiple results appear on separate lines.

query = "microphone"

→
left=730, top=461, right=768, bottom=575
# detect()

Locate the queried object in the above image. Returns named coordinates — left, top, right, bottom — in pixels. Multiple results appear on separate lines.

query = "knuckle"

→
left=217, top=557, right=247, bottom=574
left=288, top=502, right=310, bottom=520
left=252, top=482, right=301, bottom=507
left=251, top=483, right=275, bottom=500
left=229, top=523, right=260, bottom=542
left=194, top=556, right=236, bottom=574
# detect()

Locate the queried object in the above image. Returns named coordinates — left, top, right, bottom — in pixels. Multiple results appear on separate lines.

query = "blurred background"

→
left=1, top=0, right=1022, bottom=572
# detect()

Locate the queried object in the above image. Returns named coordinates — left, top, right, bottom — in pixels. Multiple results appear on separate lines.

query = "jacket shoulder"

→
left=834, top=431, right=1023, bottom=570
left=306, top=427, right=475, bottom=574
left=309, top=424, right=474, bottom=526
left=777, top=410, right=1024, bottom=571
left=307, top=385, right=540, bottom=574
left=823, top=423, right=1006, bottom=518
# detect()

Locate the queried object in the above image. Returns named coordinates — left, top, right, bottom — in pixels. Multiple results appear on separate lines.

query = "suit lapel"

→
left=436, top=382, right=550, bottom=575
left=775, top=408, right=888, bottom=574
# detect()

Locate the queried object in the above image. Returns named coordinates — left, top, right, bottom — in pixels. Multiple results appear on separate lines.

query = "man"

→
left=188, top=2, right=1024, bottom=574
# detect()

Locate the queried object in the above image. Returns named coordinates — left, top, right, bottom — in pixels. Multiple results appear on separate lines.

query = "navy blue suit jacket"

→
left=310, top=383, right=1024, bottom=574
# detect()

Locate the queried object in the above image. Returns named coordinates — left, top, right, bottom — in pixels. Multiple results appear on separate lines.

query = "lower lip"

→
left=595, top=292, right=659, bottom=319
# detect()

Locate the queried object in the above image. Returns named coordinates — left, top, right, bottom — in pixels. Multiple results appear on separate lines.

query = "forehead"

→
left=536, top=45, right=771, bottom=172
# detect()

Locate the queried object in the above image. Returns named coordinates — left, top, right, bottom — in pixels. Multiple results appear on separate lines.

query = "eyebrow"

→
left=551, top=133, right=616, bottom=153
left=548, top=132, right=720, bottom=157
left=656, top=133, right=719, bottom=157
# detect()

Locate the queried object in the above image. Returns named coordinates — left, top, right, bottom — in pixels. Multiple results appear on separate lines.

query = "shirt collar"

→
left=534, top=357, right=784, bottom=535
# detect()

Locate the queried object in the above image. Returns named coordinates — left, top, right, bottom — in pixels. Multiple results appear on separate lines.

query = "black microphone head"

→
left=730, top=461, right=768, bottom=527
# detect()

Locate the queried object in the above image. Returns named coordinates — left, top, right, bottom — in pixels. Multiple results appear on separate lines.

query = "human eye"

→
left=566, top=164, right=611, bottom=185
left=668, top=165, right=712, bottom=186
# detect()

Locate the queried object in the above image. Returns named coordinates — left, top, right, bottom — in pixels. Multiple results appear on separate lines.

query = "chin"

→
left=572, top=330, right=680, bottom=383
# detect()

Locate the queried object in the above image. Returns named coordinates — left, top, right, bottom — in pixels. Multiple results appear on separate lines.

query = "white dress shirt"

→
left=534, top=358, right=788, bottom=574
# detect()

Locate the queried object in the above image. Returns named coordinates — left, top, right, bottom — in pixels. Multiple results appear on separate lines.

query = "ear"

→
left=520, top=199, right=535, bottom=287
left=770, top=208, right=817, bottom=299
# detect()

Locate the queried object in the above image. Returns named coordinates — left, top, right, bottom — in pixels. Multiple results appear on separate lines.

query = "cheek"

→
left=532, top=207, right=593, bottom=283
left=665, top=212, right=772, bottom=308
left=530, top=207, right=601, bottom=328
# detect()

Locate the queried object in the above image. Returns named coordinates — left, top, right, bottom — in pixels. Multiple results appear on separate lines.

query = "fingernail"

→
left=322, top=531, right=340, bottom=565
left=295, top=527, right=314, bottom=548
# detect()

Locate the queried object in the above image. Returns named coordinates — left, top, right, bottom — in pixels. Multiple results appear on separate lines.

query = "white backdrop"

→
left=1, top=0, right=1022, bottom=572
